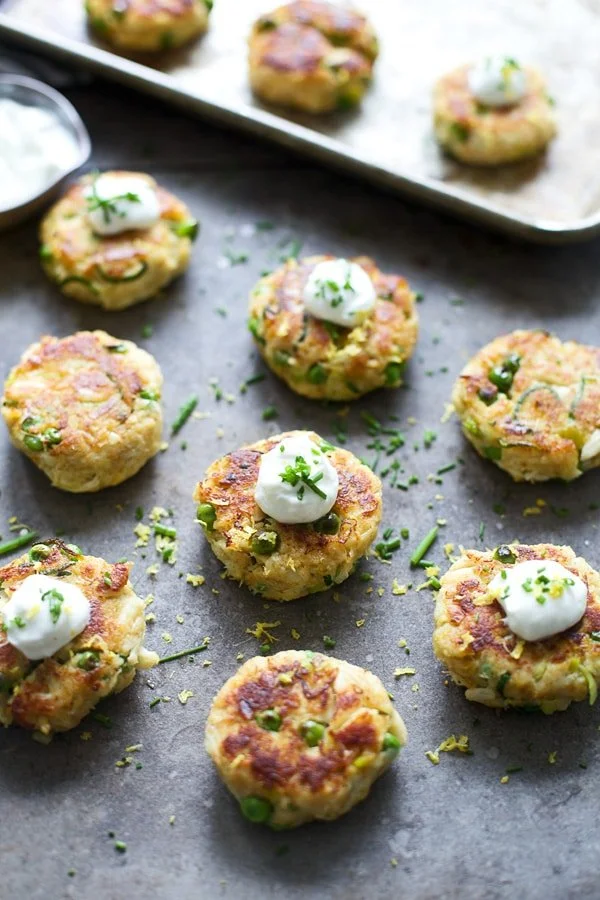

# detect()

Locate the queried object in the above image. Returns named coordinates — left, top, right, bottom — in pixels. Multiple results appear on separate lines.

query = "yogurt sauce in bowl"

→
left=0, top=74, right=91, bottom=229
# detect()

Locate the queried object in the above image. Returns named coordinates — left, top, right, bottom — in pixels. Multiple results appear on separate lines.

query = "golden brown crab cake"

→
left=433, top=64, right=556, bottom=165
left=249, top=1, right=378, bottom=114
left=40, top=170, right=196, bottom=311
left=0, top=540, right=158, bottom=735
left=248, top=255, right=418, bottom=401
left=85, top=0, right=211, bottom=53
left=452, top=329, right=600, bottom=483
left=193, top=430, right=382, bottom=601
left=205, top=650, right=406, bottom=828
left=2, top=330, right=163, bottom=493
left=433, top=544, right=600, bottom=713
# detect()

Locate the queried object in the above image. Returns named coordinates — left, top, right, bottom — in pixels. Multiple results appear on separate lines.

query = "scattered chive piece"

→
left=135, top=506, right=144, bottom=521
left=244, top=374, right=266, bottom=387
left=114, top=841, right=127, bottom=853
left=92, top=712, right=112, bottom=729
left=436, top=462, right=456, bottom=475
left=410, top=526, right=438, bottom=567
left=479, top=522, right=485, bottom=541
left=171, top=396, right=198, bottom=435
left=140, top=324, right=153, bottom=338
left=0, top=531, right=38, bottom=556
left=154, top=524, right=177, bottom=539
left=262, top=406, right=278, bottom=421
left=158, top=640, right=210, bottom=664
left=505, top=765, right=523, bottom=774
left=322, top=635, right=336, bottom=650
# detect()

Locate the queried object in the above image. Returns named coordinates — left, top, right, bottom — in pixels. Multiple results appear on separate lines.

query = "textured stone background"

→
left=0, top=78, right=599, bottom=900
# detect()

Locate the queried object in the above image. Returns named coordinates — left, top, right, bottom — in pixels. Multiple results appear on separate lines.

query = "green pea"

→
left=75, top=650, right=100, bottom=671
left=384, top=361, right=405, bottom=386
left=382, top=732, right=402, bottom=753
left=29, top=544, right=51, bottom=562
left=255, top=709, right=282, bottom=732
left=251, top=531, right=280, bottom=556
left=174, top=220, right=199, bottom=241
left=307, top=363, right=327, bottom=385
left=197, top=503, right=216, bottom=532
left=21, top=416, right=40, bottom=432
left=301, top=720, right=326, bottom=747
left=273, top=349, right=291, bottom=367
left=494, top=545, right=516, bottom=565
left=248, top=316, right=265, bottom=345
left=140, top=389, right=160, bottom=401
left=23, top=434, right=43, bottom=452
left=313, top=512, right=341, bottom=535
left=240, top=796, right=273, bottom=824
left=477, top=386, right=498, bottom=406
left=488, top=365, right=513, bottom=393
left=484, top=446, right=502, bottom=461
left=44, top=428, right=62, bottom=446
left=504, top=353, right=521, bottom=374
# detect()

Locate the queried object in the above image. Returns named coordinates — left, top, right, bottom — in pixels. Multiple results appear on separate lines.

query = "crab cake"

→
left=85, top=0, right=212, bottom=53
left=0, top=540, right=158, bottom=735
left=2, top=330, right=163, bottom=493
left=40, top=170, right=197, bottom=311
left=206, top=650, right=406, bottom=828
left=248, top=255, right=418, bottom=401
left=249, top=1, right=378, bottom=114
left=433, top=544, right=600, bottom=713
left=434, top=58, right=556, bottom=166
left=452, top=329, right=600, bottom=483
left=193, top=430, right=382, bottom=601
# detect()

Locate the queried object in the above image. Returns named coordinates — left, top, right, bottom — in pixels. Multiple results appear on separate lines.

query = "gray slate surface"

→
left=0, top=80, right=599, bottom=900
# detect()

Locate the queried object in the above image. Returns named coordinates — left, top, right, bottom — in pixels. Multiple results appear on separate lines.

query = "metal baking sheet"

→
left=1, top=78, right=600, bottom=899
left=2, top=0, right=600, bottom=243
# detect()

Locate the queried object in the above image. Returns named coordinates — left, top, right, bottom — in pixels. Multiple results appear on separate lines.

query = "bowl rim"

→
left=0, top=72, right=91, bottom=214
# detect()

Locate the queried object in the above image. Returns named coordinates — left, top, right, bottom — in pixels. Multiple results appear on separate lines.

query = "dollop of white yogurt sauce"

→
left=255, top=433, right=339, bottom=524
left=0, top=98, right=81, bottom=211
left=468, top=57, right=526, bottom=108
left=303, top=258, right=376, bottom=328
left=489, top=559, right=587, bottom=642
left=84, top=173, right=160, bottom=236
left=2, top=573, right=90, bottom=660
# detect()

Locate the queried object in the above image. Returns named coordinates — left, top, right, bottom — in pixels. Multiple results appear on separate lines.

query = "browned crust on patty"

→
left=0, top=540, right=149, bottom=731
left=433, top=544, right=600, bottom=710
left=452, top=329, right=600, bottom=482
left=249, top=255, right=418, bottom=400
left=193, top=430, right=382, bottom=601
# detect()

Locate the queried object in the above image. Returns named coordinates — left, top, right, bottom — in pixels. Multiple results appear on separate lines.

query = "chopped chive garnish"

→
left=262, top=406, right=278, bottom=421
left=171, top=396, right=198, bottom=435
left=244, top=374, right=266, bottom=387
left=154, top=524, right=177, bottom=539
left=0, top=531, right=38, bottom=556
left=436, top=462, right=456, bottom=475
left=410, top=526, right=438, bottom=567
left=158, top=641, right=210, bottom=664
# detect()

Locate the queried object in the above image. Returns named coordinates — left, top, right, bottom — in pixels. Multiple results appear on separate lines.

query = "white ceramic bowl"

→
left=0, top=74, right=91, bottom=231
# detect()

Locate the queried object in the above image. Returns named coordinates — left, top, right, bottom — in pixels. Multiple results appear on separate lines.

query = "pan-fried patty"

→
left=85, top=0, right=211, bottom=52
left=0, top=540, right=158, bottom=735
left=248, top=1, right=378, bottom=113
left=193, top=430, right=382, bottom=601
left=2, top=330, right=163, bottom=493
left=434, top=64, right=556, bottom=165
left=248, top=255, right=418, bottom=400
left=40, top=170, right=196, bottom=310
left=432, top=543, right=600, bottom=713
left=205, top=650, right=407, bottom=828
left=452, top=329, right=600, bottom=482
